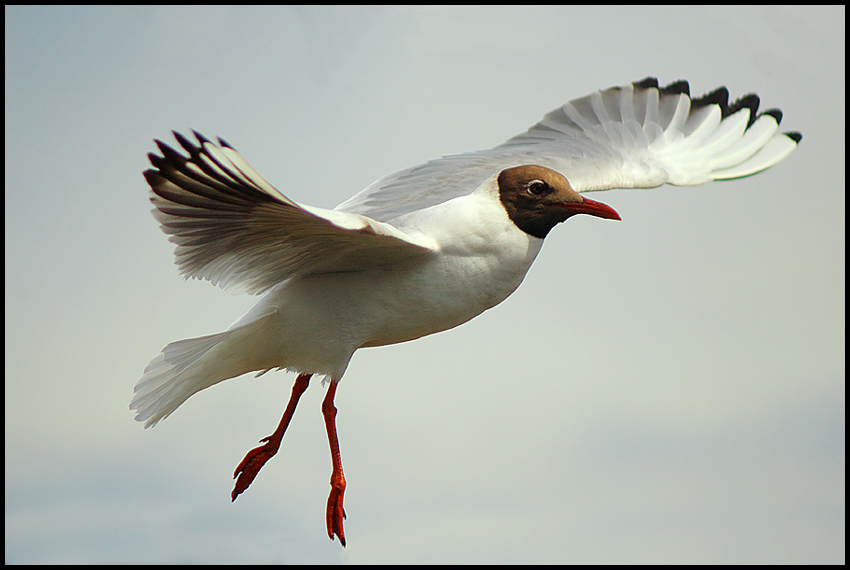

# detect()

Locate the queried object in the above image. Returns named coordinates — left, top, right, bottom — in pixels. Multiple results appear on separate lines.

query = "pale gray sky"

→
left=5, top=5, right=844, bottom=564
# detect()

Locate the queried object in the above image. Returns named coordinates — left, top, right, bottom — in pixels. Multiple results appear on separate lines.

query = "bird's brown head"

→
left=497, top=165, right=621, bottom=238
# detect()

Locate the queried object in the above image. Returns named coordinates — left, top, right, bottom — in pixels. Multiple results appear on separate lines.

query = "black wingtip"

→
left=154, top=139, right=185, bottom=164
left=785, top=131, right=803, bottom=144
left=762, top=108, right=783, bottom=124
left=146, top=151, right=166, bottom=169
left=171, top=130, right=189, bottom=145
left=632, top=77, right=659, bottom=90
left=727, top=93, right=761, bottom=127
left=142, top=168, right=161, bottom=185
left=152, top=138, right=168, bottom=154
left=172, top=130, right=200, bottom=156
left=692, top=86, right=730, bottom=112
left=631, top=77, right=690, bottom=98
left=191, top=129, right=212, bottom=145
left=660, top=79, right=690, bottom=97
left=622, top=79, right=801, bottom=149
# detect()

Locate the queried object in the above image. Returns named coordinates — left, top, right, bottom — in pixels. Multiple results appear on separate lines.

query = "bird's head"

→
left=497, top=165, right=620, bottom=238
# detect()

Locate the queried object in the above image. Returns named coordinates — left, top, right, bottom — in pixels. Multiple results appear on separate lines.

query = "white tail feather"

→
left=130, top=332, right=232, bottom=428
left=130, top=309, right=279, bottom=428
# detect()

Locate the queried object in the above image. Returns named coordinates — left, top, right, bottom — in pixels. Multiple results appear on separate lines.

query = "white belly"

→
left=273, top=231, right=542, bottom=351
left=235, top=184, right=544, bottom=378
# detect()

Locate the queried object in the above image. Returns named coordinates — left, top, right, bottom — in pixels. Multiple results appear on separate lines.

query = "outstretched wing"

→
left=335, top=78, right=801, bottom=222
left=145, top=131, right=436, bottom=294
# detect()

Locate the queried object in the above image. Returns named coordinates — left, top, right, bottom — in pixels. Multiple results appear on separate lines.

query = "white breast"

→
left=358, top=176, right=545, bottom=345
left=249, top=177, right=544, bottom=377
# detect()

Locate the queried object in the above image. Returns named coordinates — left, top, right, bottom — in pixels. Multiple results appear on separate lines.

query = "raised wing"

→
left=145, top=131, right=436, bottom=294
left=335, top=78, right=801, bottom=222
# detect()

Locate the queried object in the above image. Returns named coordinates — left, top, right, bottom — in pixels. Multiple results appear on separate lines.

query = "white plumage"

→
left=130, top=78, right=800, bottom=546
left=335, top=78, right=799, bottom=219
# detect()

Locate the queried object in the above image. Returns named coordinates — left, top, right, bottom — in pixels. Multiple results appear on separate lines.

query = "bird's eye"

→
left=527, top=180, right=547, bottom=196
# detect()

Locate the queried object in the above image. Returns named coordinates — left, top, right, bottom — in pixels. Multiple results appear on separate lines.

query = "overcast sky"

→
left=5, top=5, right=844, bottom=564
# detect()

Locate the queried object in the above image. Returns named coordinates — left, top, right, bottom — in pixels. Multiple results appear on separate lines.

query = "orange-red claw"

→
left=231, top=436, right=280, bottom=501
left=326, top=474, right=347, bottom=546
left=231, top=374, right=311, bottom=502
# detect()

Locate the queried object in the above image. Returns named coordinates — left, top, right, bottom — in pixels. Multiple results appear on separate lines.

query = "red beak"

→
left=557, top=196, right=621, bottom=221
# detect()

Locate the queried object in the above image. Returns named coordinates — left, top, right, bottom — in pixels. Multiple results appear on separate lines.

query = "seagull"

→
left=131, top=77, right=801, bottom=546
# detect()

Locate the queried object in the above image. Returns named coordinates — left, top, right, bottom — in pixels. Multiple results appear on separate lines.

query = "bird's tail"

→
left=130, top=310, right=278, bottom=428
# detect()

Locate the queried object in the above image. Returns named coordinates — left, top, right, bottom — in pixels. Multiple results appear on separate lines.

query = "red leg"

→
left=322, top=380, right=347, bottom=546
left=231, top=373, right=311, bottom=501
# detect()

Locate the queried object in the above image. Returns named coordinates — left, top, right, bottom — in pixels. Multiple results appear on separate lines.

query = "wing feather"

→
left=146, top=79, right=800, bottom=292
left=335, top=78, right=800, bottom=221
left=146, top=132, right=436, bottom=294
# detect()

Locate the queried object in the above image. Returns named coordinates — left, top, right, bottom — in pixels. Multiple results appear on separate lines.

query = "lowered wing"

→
left=146, top=131, right=436, bottom=294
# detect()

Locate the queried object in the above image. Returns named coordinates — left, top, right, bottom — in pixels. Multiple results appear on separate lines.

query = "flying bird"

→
left=131, top=77, right=801, bottom=546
